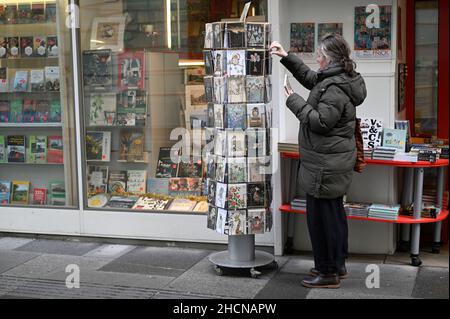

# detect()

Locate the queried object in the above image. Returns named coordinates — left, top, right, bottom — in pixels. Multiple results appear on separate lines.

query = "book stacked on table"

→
left=363, top=148, right=373, bottom=159
left=393, top=152, right=418, bottom=162
left=410, top=144, right=442, bottom=162
left=344, top=202, right=370, bottom=218
left=368, top=203, right=401, bottom=220
left=372, top=146, right=397, bottom=161
left=291, top=197, right=306, bottom=211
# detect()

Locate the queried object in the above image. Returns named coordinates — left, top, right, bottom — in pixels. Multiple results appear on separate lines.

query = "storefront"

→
left=0, top=0, right=448, bottom=256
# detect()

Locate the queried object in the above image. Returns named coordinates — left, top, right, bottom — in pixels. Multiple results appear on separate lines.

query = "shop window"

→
left=79, top=0, right=268, bottom=212
left=0, top=1, right=78, bottom=208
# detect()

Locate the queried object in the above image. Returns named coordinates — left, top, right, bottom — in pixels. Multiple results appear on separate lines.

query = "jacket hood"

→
left=318, top=64, right=367, bottom=107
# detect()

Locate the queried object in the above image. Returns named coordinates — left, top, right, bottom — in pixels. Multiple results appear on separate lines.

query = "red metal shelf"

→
left=279, top=204, right=449, bottom=224
left=280, top=151, right=449, bottom=168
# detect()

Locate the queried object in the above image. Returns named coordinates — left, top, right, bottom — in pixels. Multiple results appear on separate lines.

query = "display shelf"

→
left=0, top=122, right=62, bottom=128
left=279, top=204, right=449, bottom=224
left=0, top=162, right=63, bottom=166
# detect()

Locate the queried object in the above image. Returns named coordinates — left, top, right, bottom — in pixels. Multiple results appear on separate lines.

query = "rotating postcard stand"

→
left=203, top=4, right=277, bottom=278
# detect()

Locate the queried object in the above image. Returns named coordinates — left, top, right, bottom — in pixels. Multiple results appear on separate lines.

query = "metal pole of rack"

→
left=401, top=168, right=414, bottom=244
left=433, top=167, right=445, bottom=251
left=410, top=168, right=424, bottom=264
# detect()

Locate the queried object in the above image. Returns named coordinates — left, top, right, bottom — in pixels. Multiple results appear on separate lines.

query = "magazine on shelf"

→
left=0, top=67, right=8, bottom=92
left=86, top=131, right=111, bottom=162
left=46, top=36, right=58, bottom=57
left=117, top=50, right=145, bottom=90
left=27, top=135, right=47, bottom=164
left=167, top=198, right=197, bottom=212
left=32, top=188, right=47, bottom=205
left=33, top=35, right=47, bottom=57
left=146, top=178, right=170, bottom=195
left=45, top=66, right=60, bottom=92
left=49, top=100, right=61, bottom=123
left=0, top=180, right=11, bottom=204
left=168, top=177, right=202, bottom=196
left=0, top=135, right=6, bottom=163
left=31, top=3, right=45, bottom=23
left=0, top=38, right=8, bottom=58
left=116, top=90, right=147, bottom=126
left=132, top=197, right=172, bottom=211
left=35, top=100, right=50, bottom=122
left=7, top=135, right=26, bottom=163
left=88, top=93, right=117, bottom=126
left=87, top=165, right=109, bottom=195
left=20, top=36, right=34, bottom=58
left=49, top=181, right=66, bottom=206
left=22, top=99, right=36, bottom=122
left=126, top=170, right=147, bottom=194
left=155, top=147, right=179, bottom=178
left=83, top=49, right=113, bottom=90
left=10, top=100, right=23, bottom=122
left=30, top=69, right=45, bottom=92
left=119, top=130, right=145, bottom=162
left=13, top=71, right=28, bottom=92
left=47, top=136, right=63, bottom=163
left=106, top=196, right=139, bottom=209
left=0, top=101, right=9, bottom=122
left=11, top=181, right=30, bottom=205
left=177, top=158, right=203, bottom=178
left=108, top=171, right=127, bottom=195
left=7, top=37, right=20, bottom=59
left=45, top=3, right=57, bottom=23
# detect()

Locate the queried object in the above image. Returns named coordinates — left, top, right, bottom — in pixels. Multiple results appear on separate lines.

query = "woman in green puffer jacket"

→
left=270, top=34, right=367, bottom=289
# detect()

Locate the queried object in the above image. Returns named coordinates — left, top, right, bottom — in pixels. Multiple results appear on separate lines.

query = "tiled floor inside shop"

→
left=0, top=235, right=448, bottom=299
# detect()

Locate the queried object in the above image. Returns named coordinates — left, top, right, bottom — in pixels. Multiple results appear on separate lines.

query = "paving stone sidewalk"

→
left=0, top=236, right=448, bottom=299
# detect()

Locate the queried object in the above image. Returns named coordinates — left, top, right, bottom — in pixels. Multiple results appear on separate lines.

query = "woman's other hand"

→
left=269, top=41, right=288, bottom=58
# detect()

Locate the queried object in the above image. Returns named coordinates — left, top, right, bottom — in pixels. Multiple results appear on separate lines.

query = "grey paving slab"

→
left=306, top=290, right=416, bottom=299
left=0, top=237, right=35, bottom=251
left=99, top=246, right=211, bottom=277
left=164, top=256, right=287, bottom=299
left=279, top=258, right=315, bottom=274
left=254, top=272, right=310, bottom=299
left=15, top=239, right=100, bottom=256
left=2, top=254, right=113, bottom=280
left=152, top=291, right=218, bottom=299
left=0, top=250, right=40, bottom=274
left=83, top=244, right=137, bottom=259
left=412, top=267, right=449, bottom=299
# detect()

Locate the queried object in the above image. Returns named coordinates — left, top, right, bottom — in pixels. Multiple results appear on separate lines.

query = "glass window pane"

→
left=0, top=1, right=78, bottom=208
left=414, top=0, right=438, bottom=136
left=79, top=0, right=267, bottom=212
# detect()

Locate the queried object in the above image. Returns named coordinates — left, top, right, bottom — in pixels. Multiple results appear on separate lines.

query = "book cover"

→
left=146, top=178, right=169, bottom=195
left=215, top=208, right=228, bottom=235
left=168, top=177, right=202, bottom=196
left=247, top=104, right=266, bottom=128
left=116, top=90, right=146, bottom=125
left=177, top=158, right=203, bottom=178
left=246, top=76, right=265, bottom=103
left=247, top=23, right=265, bottom=48
left=361, top=118, right=383, bottom=149
left=30, top=69, right=45, bottom=92
left=0, top=180, right=11, bottom=204
left=227, top=76, right=246, bottom=104
left=382, top=128, right=407, bottom=152
left=119, top=130, right=144, bottom=162
left=87, top=165, right=109, bottom=195
left=46, top=36, right=58, bottom=57
left=247, top=182, right=266, bottom=208
left=49, top=181, right=65, bottom=206
left=225, top=103, right=246, bottom=129
left=49, top=100, right=61, bottom=122
left=227, top=157, right=247, bottom=183
left=10, top=100, right=23, bottom=122
left=214, top=156, right=226, bottom=183
left=227, top=130, right=246, bottom=157
left=89, top=93, right=117, bottom=126
left=31, top=3, right=45, bottom=22
left=85, top=131, right=111, bottom=162
left=227, top=50, right=245, bottom=76
left=224, top=22, right=246, bottom=48
left=0, top=135, right=6, bottom=163
left=228, top=210, right=247, bottom=235
left=45, top=3, right=57, bottom=23
left=13, top=70, right=28, bottom=92
left=248, top=209, right=265, bottom=234
left=0, top=100, right=9, bottom=122
left=20, top=36, right=34, bottom=58
left=207, top=180, right=216, bottom=205
left=27, top=135, right=47, bottom=164
left=4, top=6, right=18, bottom=24
left=132, top=196, right=172, bottom=210
left=22, top=99, right=36, bottom=122
left=7, top=37, right=20, bottom=58
left=246, top=50, right=265, bottom=76
left=11, top=180, right=30, bottom=204
left=117, top=50, right=145, bottom=90
left=7, top=135, right=25, bottom=163
left=127, top=170, right=147, bottom=194
left=33, top=35, right=47, bottom=57
left=227, top=183, right=247, bottom=209
left=0, top=38, right=7, bottom=58
left=83, top=49, right=113, bottom=90
left=47, top=135, right=63, bottom=163
left=108, top=170, right=127, bottom=194
left=106, top=196, right=138, bottom=209
left=35, top=100, right=50, bottom=122
left=167, top=198, right=197, bottom=212
left=45, top=66, right=59, bottom=91
left=213, top=50, right=226, bottom=77
left=32, top=188, right=47, bottom=205
left=207, top=206, right=217, bottom=230
left=215, top=182, right=227, bottom=209
left=155, top=147, right=179, bottom=178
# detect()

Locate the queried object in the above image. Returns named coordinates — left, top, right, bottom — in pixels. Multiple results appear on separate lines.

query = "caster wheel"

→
left=411, top=256, right=422, bottom=267
left=250, top=268, right=261, bottom=278
left=214, top=266, right=224, bottom=276
left=431, top=243, right=441, bottom=254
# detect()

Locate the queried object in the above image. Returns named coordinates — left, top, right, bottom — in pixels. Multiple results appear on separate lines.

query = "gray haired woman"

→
left=270, top=34, right=367, bottom=289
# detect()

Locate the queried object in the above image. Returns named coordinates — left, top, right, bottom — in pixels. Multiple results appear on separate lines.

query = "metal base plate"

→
left=208, top=250, right=275, bottom=269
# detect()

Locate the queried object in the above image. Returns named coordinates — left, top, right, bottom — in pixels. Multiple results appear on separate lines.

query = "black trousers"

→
left=306, top=193, right=348, bottom=275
